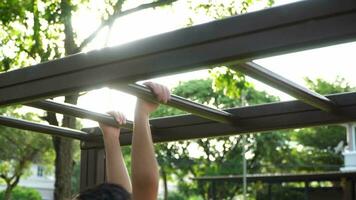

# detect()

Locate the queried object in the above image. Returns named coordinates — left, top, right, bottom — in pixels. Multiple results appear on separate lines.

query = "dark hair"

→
left=75, top=183, right=131, bottom=200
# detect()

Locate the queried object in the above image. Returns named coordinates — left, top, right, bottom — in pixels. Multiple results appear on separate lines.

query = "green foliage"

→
left=0, top=1, right=31, bottom=25
left=187, top=0, right=275, bottom=25
left=305, top=76, right=354, bottom=95
left=0, top=187, right=42, bottom=200
left=188, top=0, right=272, bottom=20
left=256, top=184, right=305, bottom=200
left=166, top=191, right=186, bottom=200
left=210, top=67, right=279, bottom=105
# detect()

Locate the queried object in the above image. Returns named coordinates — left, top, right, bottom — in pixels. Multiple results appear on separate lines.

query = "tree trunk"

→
left=3, top=186, right=13, bottom=200
left=3, top=176, right=20, bottom=200
left=53, top=94, right=78, bottom=200
left=161, top=167, right=168, bottom=200
left=53, top=137, right=74, bottom=200
left=52, top=1, right=80, bottom=200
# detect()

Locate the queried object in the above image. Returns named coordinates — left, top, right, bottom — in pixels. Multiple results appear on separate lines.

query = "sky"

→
left=66, top=0, right=356, bottom=127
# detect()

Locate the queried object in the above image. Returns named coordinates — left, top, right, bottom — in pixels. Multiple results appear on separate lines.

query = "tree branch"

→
left=77, top=0, right=178, bottom=51
left=10, top=175, right=21, bottom=188
left=0, top=174, right=8, bottom=182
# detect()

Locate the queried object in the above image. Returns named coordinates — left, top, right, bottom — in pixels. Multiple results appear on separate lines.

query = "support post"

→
left=268, top=183, right=272, bottom=200
left=342, top=123, right=356, bottom=171
left=304, top=181, right=309, bottom=200
left=211, top=180, right=217, bottom=200
left=79, top=140, right=106, bottom=192
left=343, top=178, right=356, bottom=200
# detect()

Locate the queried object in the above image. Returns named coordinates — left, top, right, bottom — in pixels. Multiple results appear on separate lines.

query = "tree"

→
left=0, top=107, right=53, bottom=200
left=1, top=1, right=178, bottom=199
left=187, top=0, right=274, bottom=26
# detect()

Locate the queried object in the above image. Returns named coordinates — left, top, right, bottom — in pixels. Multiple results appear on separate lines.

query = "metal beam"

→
left=26, top=100, right=133, bottom=130
left=25, top=84, right=232, bottom=126
left=230, top=62, right=338, bottom=112
left=0, top=0, right=356, bottom=105
left=81, top=92, right=356, bottom=148
left=0, top=115, right=88, bottom=140
left=115, top=84, right=233, bottom=124
left=193, top=171, right=356, bottom=183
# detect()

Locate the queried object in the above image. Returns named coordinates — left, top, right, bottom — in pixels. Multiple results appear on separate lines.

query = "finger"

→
left=163, top=86, right=171, bottom=103
left=166, top=87, right=171, bottom=101
left=143, top=81, right=153, bottom=87
left=106, top=111, right=115, bottom=116
left=160, top=85, right=168, bottom=103
left=115, top=112, right=124, bottom=125
left=143, top=82, right=155, bottom=93
left=148, top=82, right=162, bottom=102
left=155, top=84, right=165, bottom=102
left=107, top=111, right=121, bottom=125
left=143, top=82, right=160, bottom=101
left=117, top=112, right=126, bottom=125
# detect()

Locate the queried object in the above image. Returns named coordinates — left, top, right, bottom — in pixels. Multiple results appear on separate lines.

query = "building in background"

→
left=0, top=164, right=54, bottom=200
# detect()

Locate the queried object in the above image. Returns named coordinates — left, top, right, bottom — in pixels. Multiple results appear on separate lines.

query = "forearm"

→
left=103, top=135, right=132, bottom=193
left=131, top=110, right=159, bottom=198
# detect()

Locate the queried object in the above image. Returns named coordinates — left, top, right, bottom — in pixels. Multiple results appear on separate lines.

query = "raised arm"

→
left=132, top=82, right=170, bottom=200
left=99, top=111, right=132, bottom=193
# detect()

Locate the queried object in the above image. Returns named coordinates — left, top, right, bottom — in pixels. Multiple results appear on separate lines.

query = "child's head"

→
left=75, top=183, right=131, bottom=200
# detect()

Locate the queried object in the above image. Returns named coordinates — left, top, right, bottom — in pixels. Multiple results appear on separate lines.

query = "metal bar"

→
left=0, top=0, right=356, bottom=106
left=0, top=115, right=88, bottom=140
left=81, top=92, right=356, bottom=148
left=115, top=84, right=233, bottom=124
left=193, top=171, right=356, bottom=183
left=26, top=100, right=133, bottom=130
left=230, top=62, right=338, bottom=112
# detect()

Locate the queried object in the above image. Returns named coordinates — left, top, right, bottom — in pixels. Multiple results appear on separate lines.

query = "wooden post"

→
left=79, top=141, right=106, bottom=192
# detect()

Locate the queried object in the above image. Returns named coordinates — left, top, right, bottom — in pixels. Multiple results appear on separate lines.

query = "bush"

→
left=167, top=191, right=186, bottom=200
left=0, top=187, right=42, bottom=200
left=256, top=186, right=305, bottom=200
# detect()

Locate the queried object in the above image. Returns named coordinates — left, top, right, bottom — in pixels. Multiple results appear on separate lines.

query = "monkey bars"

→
left=0, top=0, right=356, bottom=191
left=0, top=0, right=354, bottom=141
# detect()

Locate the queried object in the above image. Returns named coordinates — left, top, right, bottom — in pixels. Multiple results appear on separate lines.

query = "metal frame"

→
left=0, top=0, right=356, bottom=106
left=230, top=62, right=338, bottom=112
left=0, top=115, right=88, bottom=140
left=26, top=100, right=134, bottom=130
left=0, top=0, right=355, bottom=193
left=194, top=172, right=356, bottom=200
left=81, top=92, right=356, bottom=148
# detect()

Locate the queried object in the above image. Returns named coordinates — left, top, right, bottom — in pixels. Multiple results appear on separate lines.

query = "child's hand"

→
left=136, top=82, right=171, bottom=115
left=99, top=111, right=126, bottom=139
